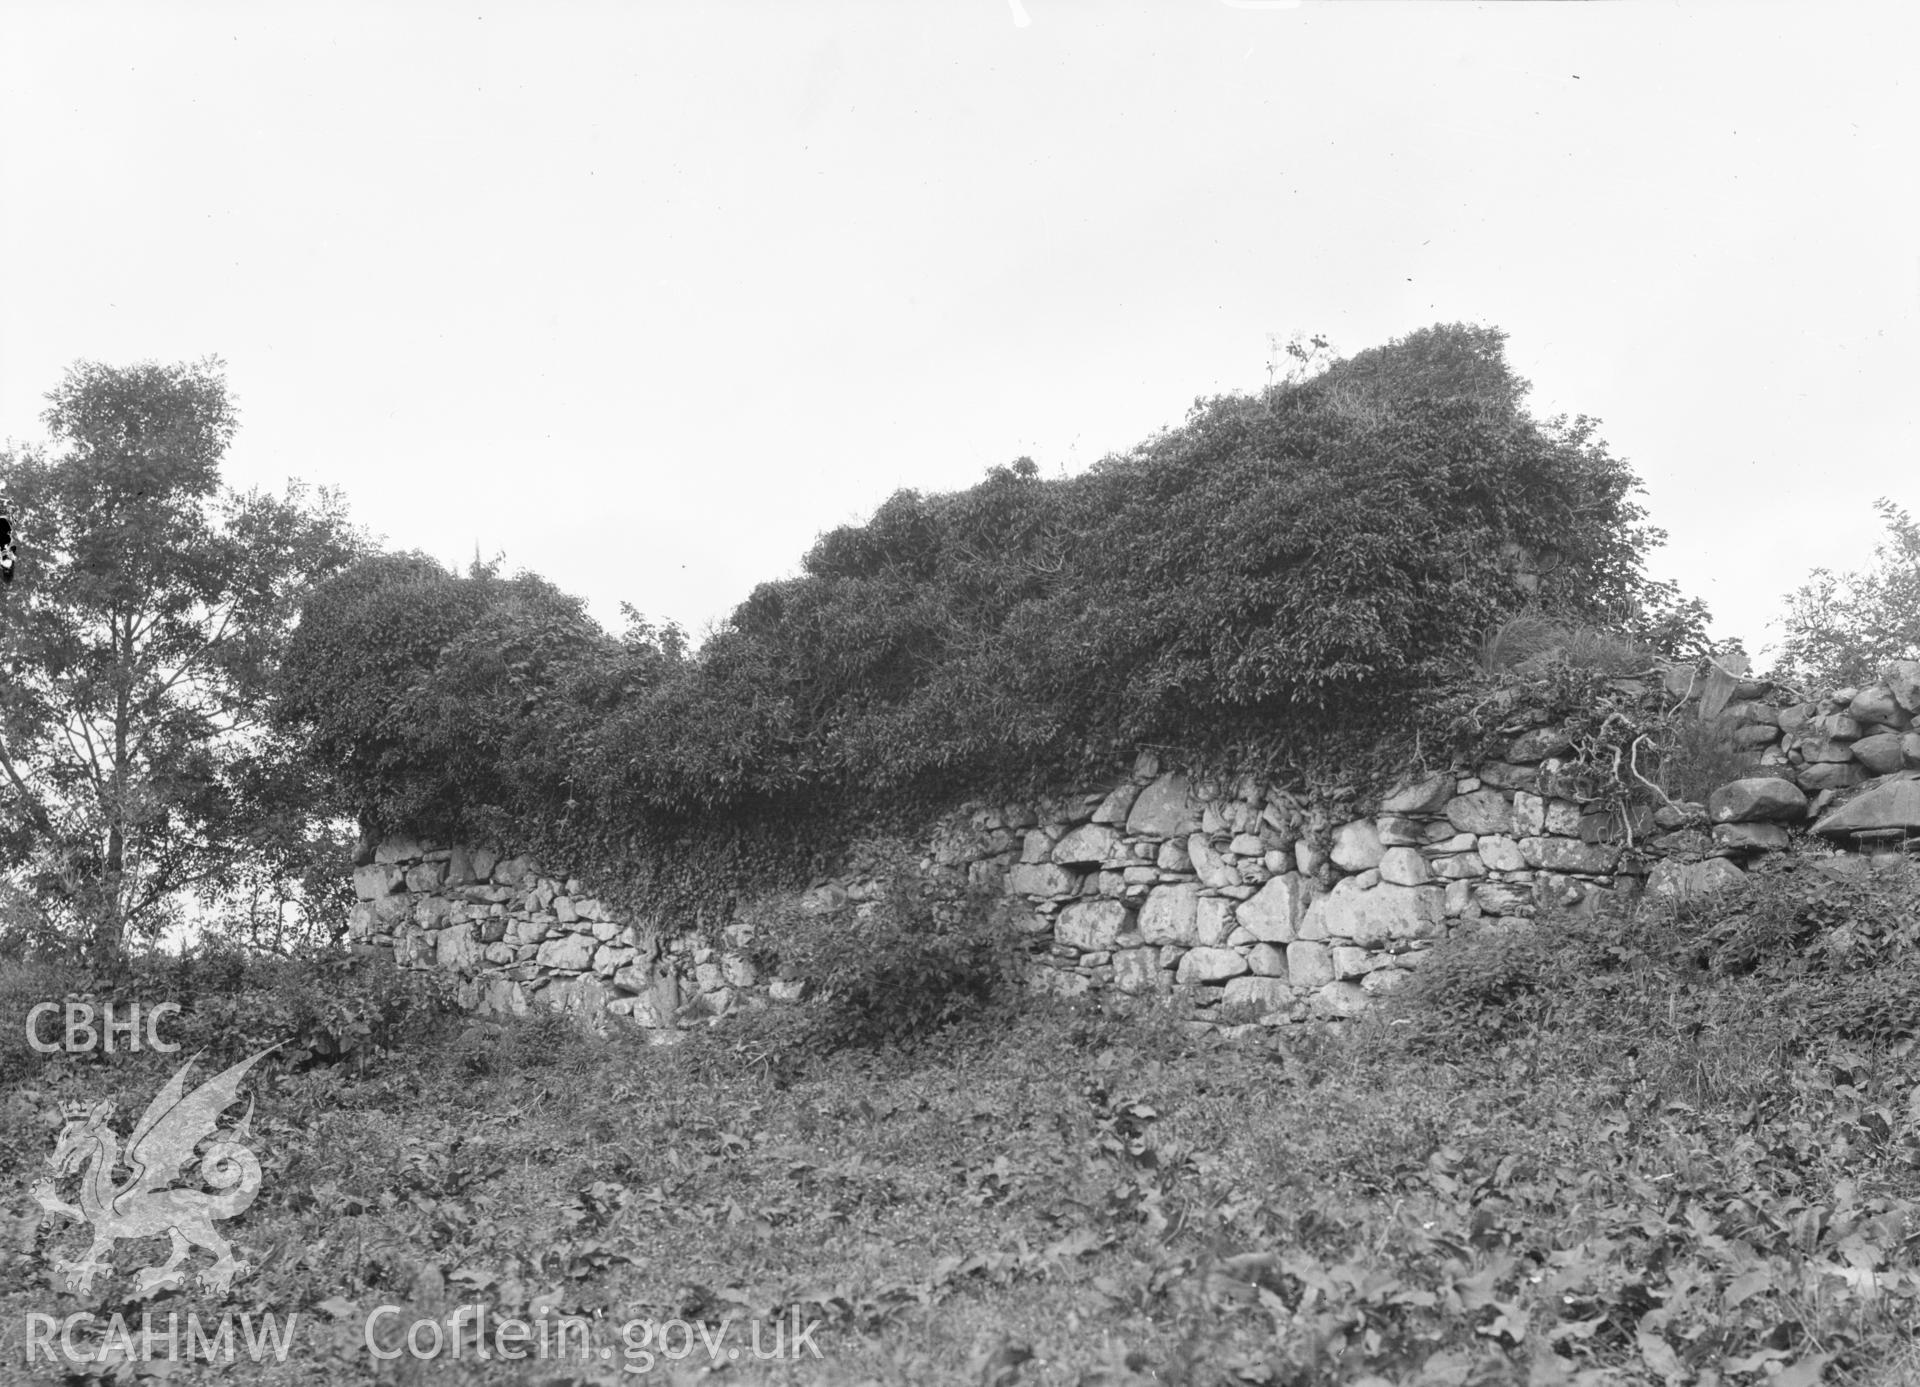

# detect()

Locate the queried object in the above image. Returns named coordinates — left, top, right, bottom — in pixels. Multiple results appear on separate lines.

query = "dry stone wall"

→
left=345, top=658, right=1920, bottom=1038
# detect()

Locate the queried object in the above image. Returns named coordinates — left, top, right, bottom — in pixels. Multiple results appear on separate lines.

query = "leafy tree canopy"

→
left=1775, top=498, right=1920, bottom=689
left=0, top=358, right=369, bottom=960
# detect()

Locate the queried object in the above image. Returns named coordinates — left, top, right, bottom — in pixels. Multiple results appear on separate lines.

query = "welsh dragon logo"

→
left=30, top=1046, right=278, bottom=1296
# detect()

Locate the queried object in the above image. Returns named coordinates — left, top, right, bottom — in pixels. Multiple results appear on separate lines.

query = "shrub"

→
left=1654, top=713, right=1759, bottom=803
left=743, top=851, right=1027, bottom=1052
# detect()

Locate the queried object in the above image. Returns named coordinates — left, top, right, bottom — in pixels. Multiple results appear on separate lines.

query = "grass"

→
left=5, top=860, right=1920, bottom=1385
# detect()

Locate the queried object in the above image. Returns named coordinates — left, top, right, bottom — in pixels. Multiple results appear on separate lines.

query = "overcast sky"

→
left=2, top=1, right=1914, bottom=660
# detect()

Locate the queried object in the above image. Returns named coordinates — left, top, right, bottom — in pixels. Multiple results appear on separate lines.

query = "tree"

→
left=0, top=358, right=370, bottom=961
left=1775, top=498, right=1920, bottom=689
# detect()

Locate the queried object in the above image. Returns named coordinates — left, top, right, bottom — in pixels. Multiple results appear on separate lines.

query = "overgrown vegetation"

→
left=8, top=857, right=1920, bottom=1383
left=276, top=324, right=1696, bottom=918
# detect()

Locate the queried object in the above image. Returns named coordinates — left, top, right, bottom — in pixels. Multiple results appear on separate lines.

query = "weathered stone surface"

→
left=1329, top=819, right=1386, bottom=872
left=1518, top=837, right=1619, bottom=873
left=1428, top=853, right=1486, bottom=881
left=1886, top=660, right=1920, bottom=714
left=1361, top=968, right=1408, bottom=995
left=1799, top=736, right=1857, bottom=764
left=1156, top=838, right=1192, bottom=872
left=374, top=836, right=424, bottom=865
left=1007, top=862, right=1079, bottom=896
left=1377, top=847, right=1430, bottom=886
left=1512, top=791, right=1546, bottom=836
left=1302, top=879, right=1445, bottom=946
left=1175, top=946, right=1248, bottom=984
left=1235, top=873, right=1316, bottom=942
left=1722, top=700, right=1778, bottom=726
left=1195, top=896, right=1236, bottom=946
left=1376, top=815, right=1428, bottom=846
left=1708, top=778, right=1809, bottom=824
left=1472, top=882, right=1532, bottom=915
left=535, top=932, right=596, bottom=971
left=1286, top=941, right=1335, bottom=988
left=434, top=922, right=479, bottom=971
left=1246, top=942, right=1287, bottom=977
left=1812, top=777, right=1920, bottom=838
left=1645, top=857, right=1746, bottom=898
left=1111, top=948, right=1160, bottom=994
left=443, top=845, right=481, bottom=886
left=1731, top=723, right=1781, bottom=748
left=493, top=855, right=532, bottom=886
left=1126, top=774, right=1202, bottom=837
left=1811, top=713, right=1863, bottom=742
left=1310, top=981, right=1371, bottom=1018
left=1058, top=899, right=1128, bottom=951
left=1476, top=762, right=1538, bottom=791
left=1776, top=703, right=1818, bottom=734
left=1446, top=789, right=1515, bottom=836
left=1712, top=822, right=1789, bottom=851
left=405, top=861, right=448, bottom=893
left=1138, top=884, right=1201, bottom=945
left=1476, top=835, right=1526, bottom=871
left=1798, top=761, right=1866, bottom=793
left=1848, top=685, right=1908, bottom=729
left=1852, top=732, right=1908, bottom=776
left=1052, top=824, right=1121, bottom=866
left=1379, top=772, right=1455, bottom=815
left=1222, top=976, right=1291, bottom=1011
left=353, top=864, right=405, bottom=900
left=1545, top=800, right=1586, bottom=835
left=1331, top=945, right=1371, bottom=978
left=1507, top=726, right=1574, bottom=763
left=1091, top=782, right=1140, bottom=826
left=1188, top=833, right=1239, bottom=888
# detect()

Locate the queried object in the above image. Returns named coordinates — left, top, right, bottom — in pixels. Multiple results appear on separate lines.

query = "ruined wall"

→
left=346, top=658, right=1920, bottom=1038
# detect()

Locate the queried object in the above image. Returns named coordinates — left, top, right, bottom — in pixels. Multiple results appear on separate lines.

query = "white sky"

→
left=1, top=1, right=1914, bottom=660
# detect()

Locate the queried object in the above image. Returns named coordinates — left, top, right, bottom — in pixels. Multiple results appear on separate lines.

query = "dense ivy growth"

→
left=276, top=324, right=1684, bottom=916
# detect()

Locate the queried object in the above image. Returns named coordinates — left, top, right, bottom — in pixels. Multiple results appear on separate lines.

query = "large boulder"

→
left=1379, top=772, right=1455, bottom=815
left=1377, top=847, right=1431, bottom=886
left=1301, top=879, right=1445, bottom=947
left=1329, top=819, right=1386, bottom=872
left=1235, top=874, right=1317, bottom=942
left=1885, top=660, right=1920, bottom=715
left=1645, top=857, right=1746, bottom=898
left=1707, top=778, right=1808, bottom=824
left=1138, top=884, right=1202, bottom=945
left=1712, top=823, right=1789, bottom=852
left=1852, top=732, right=1909, bottom=776
left=1125, top=774, right=1202, bottom=837
left=1057, top=899, right=1129, bottom=951
left=1445, top=790, right=1515, bottom=835
left=1518, top=837, right=1618, bottom=873
left=1848, top=684, right=1910, bottom=730
left=1175, top=947, right=1248, bottom=984
left=1286, top=941, right=1335, bottom=989
left=1811, top=776, right=1920, bottom=839
left=1222, top=976, right=1291, bottom=1011
left=1052, top=824, right=1121, bottom=866
left=1798, top=762, right=1866, bottom=793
